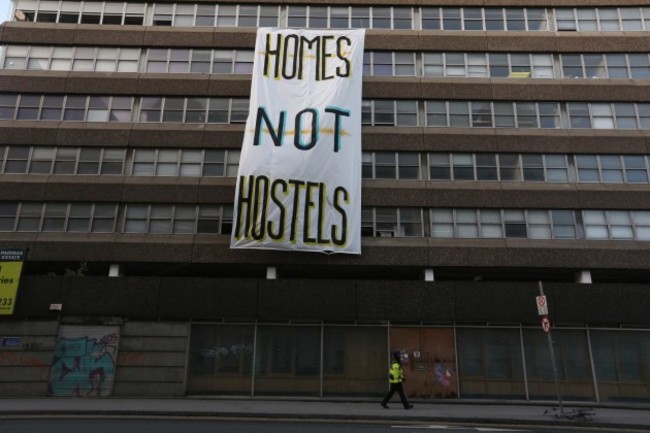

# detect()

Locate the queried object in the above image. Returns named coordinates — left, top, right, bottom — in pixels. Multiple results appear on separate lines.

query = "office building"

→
left=0, top=1, right=649, bottom=401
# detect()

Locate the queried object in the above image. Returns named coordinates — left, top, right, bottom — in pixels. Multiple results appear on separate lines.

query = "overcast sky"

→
left=1, top=0, right=11, bottom=22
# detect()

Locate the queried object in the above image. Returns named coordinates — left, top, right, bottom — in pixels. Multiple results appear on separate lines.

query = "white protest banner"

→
left=231, top=28, right=365, bottom=254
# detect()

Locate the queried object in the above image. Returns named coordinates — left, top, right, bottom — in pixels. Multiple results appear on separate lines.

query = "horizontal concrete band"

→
left=1, top=178, right=650, bottom=209
left=2, top=237, right=649, bottom=268
left=9, top=275, right=650, bottom=324
left=2, top=23, right=650, bottom=52
left=2, top=71, right=650, bottom=101
left=3, top=124, right=650, bottom=154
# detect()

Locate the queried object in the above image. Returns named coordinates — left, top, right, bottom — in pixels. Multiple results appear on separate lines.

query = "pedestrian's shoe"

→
left=405, top=404, right=414, bottom=410
left=381, top=403, right=388, bottom=409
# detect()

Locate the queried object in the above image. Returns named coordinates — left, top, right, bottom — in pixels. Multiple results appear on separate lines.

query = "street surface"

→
left=0, top=419, right=624, bottom=433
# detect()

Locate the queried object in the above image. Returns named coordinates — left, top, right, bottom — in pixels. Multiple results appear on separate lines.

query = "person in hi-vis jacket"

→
left=380, top=351, right=414, bottom=409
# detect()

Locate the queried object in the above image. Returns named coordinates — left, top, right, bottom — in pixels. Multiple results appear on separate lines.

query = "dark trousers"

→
left=381, top=382, right=410, bottom=408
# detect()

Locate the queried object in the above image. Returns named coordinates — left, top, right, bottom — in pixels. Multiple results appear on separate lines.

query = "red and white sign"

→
left=536, top=295, right=548, bottom=316
left=541, top=316, right=551, bottom=333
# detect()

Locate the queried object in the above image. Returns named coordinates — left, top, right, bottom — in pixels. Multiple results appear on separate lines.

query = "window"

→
left=3, top=46, right=28, bottom=69
left=78, top=148, right=101, bottom=174
left=54, top=148, right=77, bottom=174
left=124, top=204, right=148, bottom=232
left=17, top=94, right=40, bottom=120
left=365, top=52, right=415, bottom=76
left=504, top=210, right=526, bottom=238
left=632, top=211, right=650, bottom=240
left=442, top=8, right=461, bottom=30
left=471, top=102, right=492, bottom=127
left=494, top=102, right=515, bottom=128
left=67, top=203, right=92, bottom=232
left=452, top=153, right=474, bottom=180
left=568, top=103, right=591, bottom=128
left=583, top=54, right=606, bottom=78
left=153, top=4, right=173, bottom=26
left=196, top=5, right=215, bottom=26
left=430, top=209, right=454, bottom=238
left=623, top=156, right=649, bottom=183
left=515, top=103, right=538, bottom=128
left=42, top=203, right=67, bottom=231
left=555, top=9, right=577, bottom=31
left=162, top=97, right=185, bottom=122
left=522, top=154, right=544, bottom=181
left=197, top=205, right=220, bottom=233
left=29, top=147, right=55, bottom=174
left=365, top=207, right=423, bottom=237
left=591, top=104, right=615, bottom=129
left=4, top=146, right=30, bottom=173
left=173, top=205, right=196, bottom=233
left=629, top=54, right=650, bottom=78
left=485, top=8, right=504, bottom=30
left=27, top=46, right=50, bottom=70
left=16, top=202, right=42, bottom=231
left=528, top=210, right=552, bottom=239
left=41, top=95, right=63, bottom=120
left=608, top=210, right=634, bottom=239
left=399, top=208, right=423, bottom=236
left=109, top=97, right=133, bottom=122
left=606, top=54, right=628, bottom=79
left=562, top=54, right=584, bottom=78
left=374, top=153, right=396, bottom=179
left=0, top=203, right=18, bottom=231
left=456, top=209, right=478, bottom=238
left=429, top=153, right=451, bottom=180
left=63, top=95, right=86, bottom=121
left=190, top=49, right=211, bottom=73
left=140, top=97, right=162, bottom=122
left=156, top=149, right=180, bottom=176
left=101, top=148, right=126, bottom=174
left=600, top=155, right=624, bottom=183
left=576, top=155, right=599, bottom=182
left=463, top=8, right=483, bottom=30
left=476, top=154, right=497, bottom=180
left=421, top=8, right=441, bottom=30
left=551, top=210, right=576, bottom=238
left=545, top=155, right=569, bottom=182
left=479, top=209, right=502, bottom=237
left=173, top=4, right=194, bottom=26
left=72, top=47, right=95, bottom=71
left=398, top=153, right=420, bottom=179
left=91, top=203, right=117, bottom=232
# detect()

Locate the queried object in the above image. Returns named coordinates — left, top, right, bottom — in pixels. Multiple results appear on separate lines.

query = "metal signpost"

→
left=537, top=281, right=595, bottom=421
left=537, top=281, right=564, bottom=415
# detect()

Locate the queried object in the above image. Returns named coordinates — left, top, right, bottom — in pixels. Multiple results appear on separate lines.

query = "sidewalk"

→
left=0, top=398, right=649, bottom=431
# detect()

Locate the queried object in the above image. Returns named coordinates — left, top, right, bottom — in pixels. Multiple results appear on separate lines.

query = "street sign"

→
left=0, top=249, right=26, bottom=315
left=541, top=316, right=551, bottom=334
left=536, top=295, right=548, bottom=316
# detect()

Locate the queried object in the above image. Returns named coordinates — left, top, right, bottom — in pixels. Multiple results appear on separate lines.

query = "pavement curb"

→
left=1, top=409, right=650, bottom=431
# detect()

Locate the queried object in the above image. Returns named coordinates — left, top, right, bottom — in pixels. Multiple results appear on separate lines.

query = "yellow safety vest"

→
left=388, top=361, right=404, bottom=384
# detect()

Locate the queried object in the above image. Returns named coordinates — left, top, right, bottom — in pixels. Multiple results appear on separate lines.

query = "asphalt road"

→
left=0, top=419, right=624, bottom=433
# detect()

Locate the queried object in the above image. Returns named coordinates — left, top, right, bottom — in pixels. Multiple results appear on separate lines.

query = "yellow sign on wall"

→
left=0, top=249, right=25, bottom=315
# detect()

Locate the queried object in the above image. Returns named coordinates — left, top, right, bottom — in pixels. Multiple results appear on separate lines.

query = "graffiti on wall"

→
left=48, top=326, right=119, bottom=397
left=201, top=343, right=253, bottom=359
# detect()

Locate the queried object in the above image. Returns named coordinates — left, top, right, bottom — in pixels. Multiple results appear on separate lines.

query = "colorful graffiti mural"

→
left=48, top=326, right=119, bottom=397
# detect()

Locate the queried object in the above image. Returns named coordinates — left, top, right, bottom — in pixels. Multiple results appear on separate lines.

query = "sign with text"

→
left=231, top=28, right=365, bottom=254
left=536, top=295, right=548, bottom=316
left=0, top=249, right=26, bottom=315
